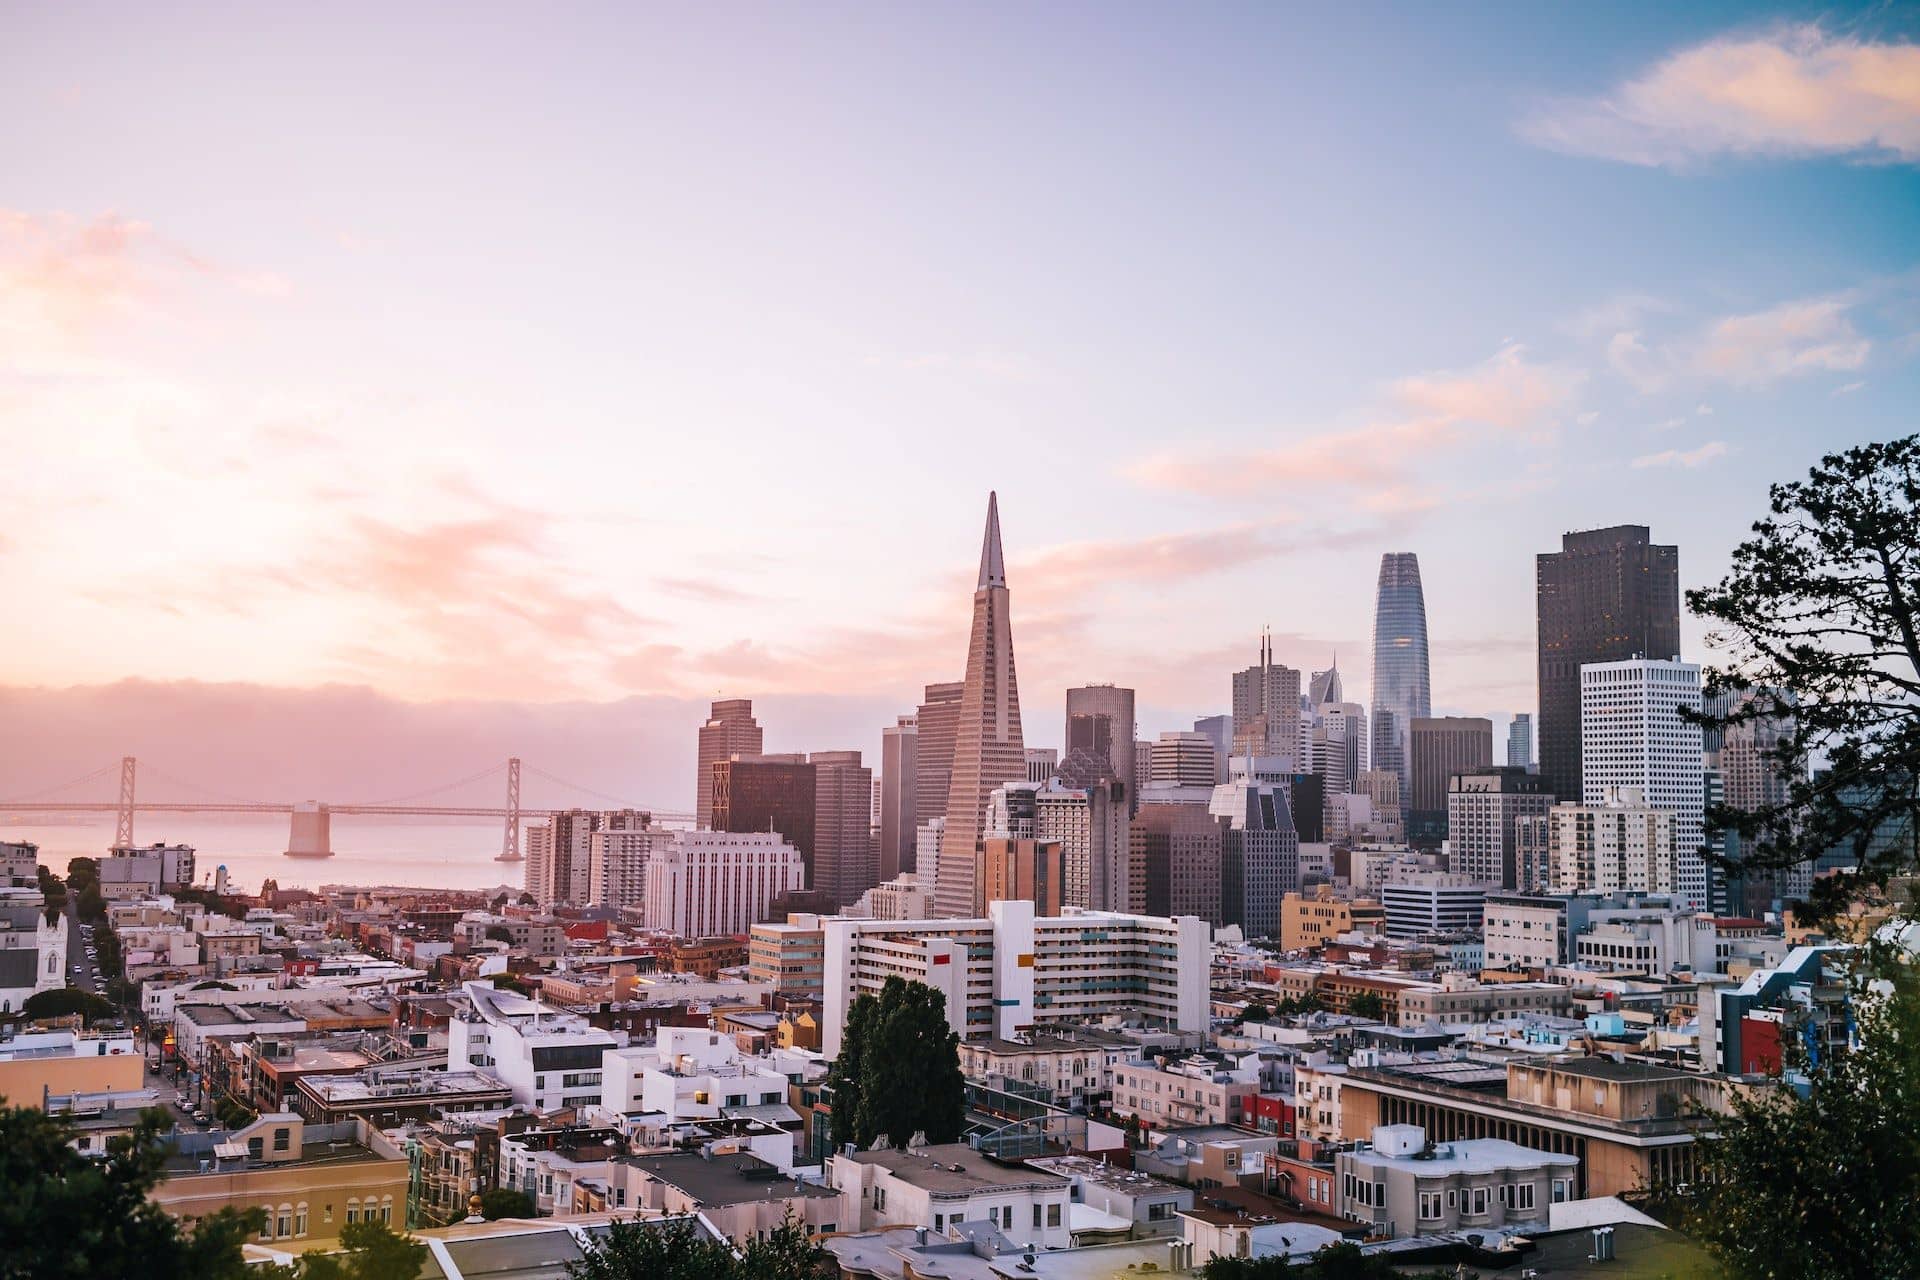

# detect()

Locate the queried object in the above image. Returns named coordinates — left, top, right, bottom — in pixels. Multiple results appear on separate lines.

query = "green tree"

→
left=1674, top=436, right=1920, bottom=1280
left=849, top=976, right=965, bottom=1149
left=566, top=1214, right=741, bottom=1280
left=567, top=1211, right=828, bottom=1280
left=735, top=1214, right=832, bottom=1280
left=286, top=1220, right=430, bottom=1280
left=825, top=991, right=876, bottom=1149
left=22, top=988, right=115, bottom=1023
left=478, top=1186, right=536, bottom=1220
left=1345, top=991, right=1385, bottom=1021
left=1687, top=435, right=1920, bottom=914
left=1241, top=1001, right=1272, bottom=1023
left=1681, top=942, right=1920, bottom=1279
left=0, top=1105, right=257, bottom=1279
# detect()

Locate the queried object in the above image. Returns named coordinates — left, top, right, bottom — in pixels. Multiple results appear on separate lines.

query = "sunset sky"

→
left=3, top=4, right=1919, bottom=807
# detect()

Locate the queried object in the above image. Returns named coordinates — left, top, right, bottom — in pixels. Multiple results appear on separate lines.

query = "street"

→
left=62, top=896, right=104, bottom=996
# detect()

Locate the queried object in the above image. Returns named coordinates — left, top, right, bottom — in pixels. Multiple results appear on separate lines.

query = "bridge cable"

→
left=341, top=761, right=506, bottom=809
left=0, top=760, right=121, bottom=805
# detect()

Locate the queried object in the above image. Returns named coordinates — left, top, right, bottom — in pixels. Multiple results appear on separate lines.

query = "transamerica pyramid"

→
left=932, top=492, right=1027, bottom=916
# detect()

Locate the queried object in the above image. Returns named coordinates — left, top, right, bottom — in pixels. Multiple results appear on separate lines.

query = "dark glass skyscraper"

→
left=1535, top=525, right=1680, bottom=804
left=1369, top=553, right=1432, bottom=800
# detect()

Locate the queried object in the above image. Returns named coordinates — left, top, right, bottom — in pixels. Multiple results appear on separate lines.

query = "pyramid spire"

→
left=977, top=491, right=1006, bottom=589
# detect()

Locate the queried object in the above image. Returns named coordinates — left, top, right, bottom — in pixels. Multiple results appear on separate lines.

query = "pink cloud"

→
left=1520, top=25, right=1920, bottom=168
left=1128, top=345, right=1581, bottom=499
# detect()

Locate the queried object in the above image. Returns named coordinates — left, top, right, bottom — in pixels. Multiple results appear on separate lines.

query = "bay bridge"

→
left=0, top=757, right=691, bottom=862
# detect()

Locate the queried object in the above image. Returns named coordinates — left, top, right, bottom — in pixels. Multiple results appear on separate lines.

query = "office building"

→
left=1341, top=1057, right=1719, bottom=1198
left=1379, top=874, right=1485, bottom=937
left=1210, top=777, right=1299, bottom=938
left=1536, top=526, right=1680, bottom=805
left=878, top=716, right=918, bottom=883
left=1581, top=658, right=1704, bottom=907
left=1546, top=788, right=1677, bottom=896
left=985, top=780, right=1040, bottom=840
left=1507, top=713, right=1532, bottom=770
left=1407, top=717, right=1492, bottom=843
left=642, top=831, right=808, bottom=938
left=526, top=809, right=650, bottom=908
left=935, top=494, right=1029, bottom=917
left=1482, top=892, right=1609, bottom=970
left=696, top=699, right=763, bottom=829
left=1038, top=753, right=1132, bottom=913
left=1356, top=770, right=1403, bottom=837
left=1064, top=684, right=1135, bottom=804
left=1130, top=803, right=1225, bottom=924
left=1370, top=553, right=1432, bottom=801
left=976, top=837, right=1065, bottom=914
left=820, top=899, right=1210, bottom=1054
left=1024, top=747, right=1058, bottom=782
left=747, top=915, right=827, bottom=997
left=1232, top=630, right=1301, bottom=761
left=1193, top=715, right=1231, bottom=769
left=914, top=680, right=965, bottom=846
left=1308, top=701, right=1366, bottom=798
left=1280, top=886, right=1385, bottom=951
left=1716, top=689, right=1809, bottom=908
left=710, top=754, right=816, bottom=884
left=1446, top=769, right=1554, bottom=889
left=811, top=750, right=876, bottom=908
left=1151, top=731, right=1221, bottom=788
left=1309, top=657, right=1343, bottom=707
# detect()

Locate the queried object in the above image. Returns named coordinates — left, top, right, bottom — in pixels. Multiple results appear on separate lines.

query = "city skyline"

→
left=4, top=8, right=1919, bottom=809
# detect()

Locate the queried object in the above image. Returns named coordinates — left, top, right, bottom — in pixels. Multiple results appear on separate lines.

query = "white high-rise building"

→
left=1547, top=787, right=1677, bottom=897
left=1580, top=658, right=1705, bottom=909
left=820, top=899, right=1209, bottom=1054
left=642, top=831, right=807, bottom=938
left=526, top=809, right=652, bottom=908
left=588, top=826, right=674, bottom=911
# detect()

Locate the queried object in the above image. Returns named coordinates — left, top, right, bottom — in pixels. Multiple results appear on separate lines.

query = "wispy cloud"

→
left=1602, top=293, right=1872, bottom=391
left=1127, top=344, right=1582, bottom=501
left=1520, top=25, right=1920, bottom=169
left=1631, top=441, right=1730, bottom=469
left=1832, top=379, right=1867, bottom=396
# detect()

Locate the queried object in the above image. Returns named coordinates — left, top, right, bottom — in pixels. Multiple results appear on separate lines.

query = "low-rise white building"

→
left=1334, top=1124, right=1578, bottom=1237
left=447, top=981, right=619, bottom=1112
left=599, top=1028, right=792, bottom=1134
left=829, top=1142, right=1072, bottom=1247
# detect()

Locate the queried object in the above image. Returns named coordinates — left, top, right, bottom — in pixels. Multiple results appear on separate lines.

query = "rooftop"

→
left=1027, top=1155, right=1184, bottom=1195
left=842, top=1144, right=1070, bottom=1195
left=1521, top=1057, right=1695, bottom=1084
left=1346, top=1135, right=1580, bottom=1174
left=618, top=1151, right=839, bottom=1205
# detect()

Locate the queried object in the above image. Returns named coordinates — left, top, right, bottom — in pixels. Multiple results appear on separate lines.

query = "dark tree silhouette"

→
left=1689, top=435, right=1920, bottom=916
